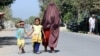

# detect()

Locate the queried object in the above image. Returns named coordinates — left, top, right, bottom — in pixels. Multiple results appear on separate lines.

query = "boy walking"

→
left=16, top=21, right=27, bottom=53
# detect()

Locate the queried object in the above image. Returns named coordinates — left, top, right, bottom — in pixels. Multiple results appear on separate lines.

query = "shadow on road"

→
left=0, top=37, right=16, bottom=45
left=40, top=50, right=60, bottom=53
left=0, top=37, right=31, bottom=48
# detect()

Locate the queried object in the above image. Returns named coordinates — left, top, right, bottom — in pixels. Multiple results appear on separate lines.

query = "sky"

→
left=11, top=0, right=40, bottom=20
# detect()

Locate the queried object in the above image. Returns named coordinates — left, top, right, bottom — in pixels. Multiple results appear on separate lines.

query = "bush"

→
left=63, top=12, right=73, bottom=23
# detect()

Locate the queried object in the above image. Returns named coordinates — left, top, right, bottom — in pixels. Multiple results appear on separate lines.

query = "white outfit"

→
left=89, top=17, right=95, bottom=33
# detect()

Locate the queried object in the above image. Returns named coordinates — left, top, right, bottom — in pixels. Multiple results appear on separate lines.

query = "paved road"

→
left=0, top=31, right=100, bottom=56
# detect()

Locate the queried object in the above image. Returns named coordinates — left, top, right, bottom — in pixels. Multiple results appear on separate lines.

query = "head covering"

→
left=42, top=2, right=60, bottom=29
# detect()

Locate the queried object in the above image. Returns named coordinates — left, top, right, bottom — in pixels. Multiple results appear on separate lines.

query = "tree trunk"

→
left=77, top=9, right=81, bottom=22
left=78, top=9, right=81, bottom=19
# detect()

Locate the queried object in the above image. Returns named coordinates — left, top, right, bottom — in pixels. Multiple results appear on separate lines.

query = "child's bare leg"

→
left=22, top=47, right=25, bottom=53
left=20, top=44, right=25, bottom=53
left=18, top=46, right=22, bottom=53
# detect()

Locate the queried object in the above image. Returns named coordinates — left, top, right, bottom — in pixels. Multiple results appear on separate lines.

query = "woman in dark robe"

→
left=42, top=1, right=60, bottom=52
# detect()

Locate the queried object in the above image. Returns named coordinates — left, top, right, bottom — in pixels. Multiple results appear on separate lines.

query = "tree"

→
left=3, top=6, right=12, bottom=21
left=12, top=17, right=22, bottom=23
left=0, top=0, right=16, bottom=21
left=0, top=0, right=18, bottom=24
left=63, top=12, right=73, bottom=23
left=25, top=16, right=35, bottom=25
left=39, top=0, right=100, bottom=23
left=39, top=0, right=74, bottom=23
left=70, top=0, right=100, bottom=22
left=0, top=0, right=15, bottom=6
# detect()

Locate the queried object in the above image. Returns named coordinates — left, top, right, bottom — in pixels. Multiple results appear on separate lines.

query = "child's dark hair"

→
left=34, top=17, right=41, bottom=24
left=15, top=21, right=24, bottom=28
left=19, top=20, right=24, bottom=23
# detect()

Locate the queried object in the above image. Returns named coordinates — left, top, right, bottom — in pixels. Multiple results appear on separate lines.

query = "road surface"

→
left=0, top=31, right=100, bottom=56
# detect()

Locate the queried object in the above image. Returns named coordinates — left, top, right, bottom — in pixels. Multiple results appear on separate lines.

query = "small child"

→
left=16, top=21, right=27, bottom=53
left=28, top=18, right=45, bottom=54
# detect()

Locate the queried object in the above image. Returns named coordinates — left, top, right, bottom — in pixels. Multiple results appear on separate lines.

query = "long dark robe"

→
left=42, top=2, right=60, bottom=48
